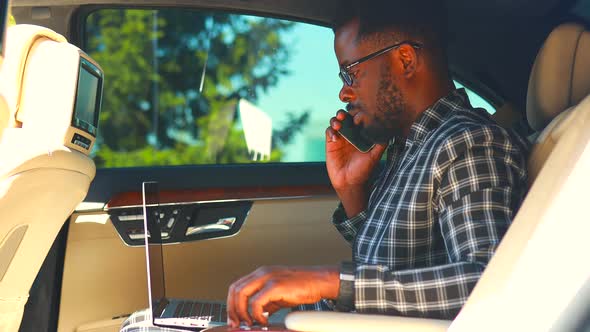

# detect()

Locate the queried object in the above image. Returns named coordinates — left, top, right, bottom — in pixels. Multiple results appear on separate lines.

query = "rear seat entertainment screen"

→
left=72, top=57, right=103, bottom=136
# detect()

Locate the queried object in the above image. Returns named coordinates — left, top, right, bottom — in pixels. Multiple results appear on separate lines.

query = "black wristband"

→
left=335, top=261, right=355, bottom=312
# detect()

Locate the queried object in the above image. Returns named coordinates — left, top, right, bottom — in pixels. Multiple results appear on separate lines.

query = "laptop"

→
left=142, top=181, right=227, bottom=331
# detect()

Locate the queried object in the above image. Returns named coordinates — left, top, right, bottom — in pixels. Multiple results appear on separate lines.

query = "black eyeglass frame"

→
left=338, top=40, right=423, bottom=86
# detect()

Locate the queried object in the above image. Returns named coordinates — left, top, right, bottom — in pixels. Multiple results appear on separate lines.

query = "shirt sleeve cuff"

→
left=332, top=203, right=367, bottom=242
left=354, top=264, right=391, bottom=311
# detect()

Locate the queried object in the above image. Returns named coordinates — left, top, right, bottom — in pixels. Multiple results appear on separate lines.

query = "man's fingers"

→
left=250, top=285, right=283, bottom=326
left=235, top=285, right=254, bottom=326
left=227, top=269, right=271, bottom=327
left=227, top=274, right=254, bottom=326
left=263, top=302, right=282, bottom=316
left=235, top=269, right=275, bottom=325
left=326, top=126, right=340, bottom=143
left=336, top=109, right=347, bottom=120
left=226, top=283, right=238, bottom=327
left=330, top=116, right=342, bottom=131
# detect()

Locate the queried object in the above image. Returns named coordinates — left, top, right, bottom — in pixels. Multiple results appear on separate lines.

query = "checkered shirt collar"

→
left=406, top=88, right=471, bottom=144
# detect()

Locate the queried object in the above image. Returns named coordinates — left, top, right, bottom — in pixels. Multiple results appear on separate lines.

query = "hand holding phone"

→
left=337, top=110, right=375, bottom=153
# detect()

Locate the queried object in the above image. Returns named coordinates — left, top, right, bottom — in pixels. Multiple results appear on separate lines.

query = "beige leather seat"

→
left=0, top=92, right=7, bottom=138
left=526, top=23, right=590, bottom=184
left=285, top=23, right=590, bottom=332
left=0, top=25, right=99, bottom=330
left=449, top=22, right=590, bottom=332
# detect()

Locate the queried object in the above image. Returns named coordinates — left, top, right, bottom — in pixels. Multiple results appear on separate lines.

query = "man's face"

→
left=334, top=19, right=408, bottom=143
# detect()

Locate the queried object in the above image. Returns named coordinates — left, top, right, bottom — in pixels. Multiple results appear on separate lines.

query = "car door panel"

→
left=58, top=166, right=349, bottom=332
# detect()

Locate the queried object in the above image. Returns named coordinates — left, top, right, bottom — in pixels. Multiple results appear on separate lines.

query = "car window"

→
left=454, top=81, right=496, bottom=115
left=84, top=8, right=342, bottom=167
left=84, top=8, right=497, bottom=168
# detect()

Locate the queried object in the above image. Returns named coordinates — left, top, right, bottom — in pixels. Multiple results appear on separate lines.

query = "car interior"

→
left=0, top=0, right=589, bottom=331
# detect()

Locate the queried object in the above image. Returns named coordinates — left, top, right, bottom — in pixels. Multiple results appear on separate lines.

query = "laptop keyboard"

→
left=173, top=301, right=227, bottom=322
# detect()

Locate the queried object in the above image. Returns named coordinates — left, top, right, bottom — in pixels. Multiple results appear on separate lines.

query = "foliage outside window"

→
left=85, top=9, right=340, bottom=168
left=85, top=9, right=496, bottom=168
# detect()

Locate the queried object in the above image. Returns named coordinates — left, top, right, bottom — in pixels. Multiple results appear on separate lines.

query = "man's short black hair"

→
left=334, top=0, right=449, bottom=71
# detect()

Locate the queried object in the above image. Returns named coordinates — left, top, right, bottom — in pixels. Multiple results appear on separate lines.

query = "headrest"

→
left=0, top=24, right=67, bottom=126
left=0, top=24, right=103, bottom=155
left=527, top=23, right=590, bottom=131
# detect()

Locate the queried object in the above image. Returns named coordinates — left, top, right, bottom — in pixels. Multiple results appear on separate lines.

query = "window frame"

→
left=450, top=66, right=505, bottom=109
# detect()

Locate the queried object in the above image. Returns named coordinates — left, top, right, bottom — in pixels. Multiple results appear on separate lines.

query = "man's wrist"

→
left=334, top=184, right=368, bottom=198
left=317, top=266, right=341, bottom=300
left=336, top=187, right=368, bottom=218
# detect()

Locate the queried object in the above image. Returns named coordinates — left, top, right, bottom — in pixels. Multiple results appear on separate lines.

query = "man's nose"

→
left=339, top=85, right=356, bottom=103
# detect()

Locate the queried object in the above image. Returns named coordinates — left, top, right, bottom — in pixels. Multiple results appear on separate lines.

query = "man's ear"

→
left=398, top=44, right=418, bottom=78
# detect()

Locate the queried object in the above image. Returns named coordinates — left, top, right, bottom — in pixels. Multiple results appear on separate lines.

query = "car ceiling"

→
left=11, top=0, right=588, bottom=115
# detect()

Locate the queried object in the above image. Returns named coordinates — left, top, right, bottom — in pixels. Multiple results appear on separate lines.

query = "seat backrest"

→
left=449, top=23, right=590, bottom=332
left=526, top=23, right=590, bottom=184
left=0, top=24, right=101, bottom=330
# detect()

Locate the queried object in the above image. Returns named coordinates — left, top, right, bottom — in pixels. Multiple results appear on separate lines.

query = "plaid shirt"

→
left=300, top=89, right=529, bottom=319
left=124, top=89, right=529, bottom=330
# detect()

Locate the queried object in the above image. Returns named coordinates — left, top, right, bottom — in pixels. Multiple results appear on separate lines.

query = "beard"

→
left=360, top=63, right=407, bottom=144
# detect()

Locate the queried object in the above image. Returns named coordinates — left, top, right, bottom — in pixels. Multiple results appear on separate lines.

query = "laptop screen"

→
left=142, top=181, right=167, bottom=315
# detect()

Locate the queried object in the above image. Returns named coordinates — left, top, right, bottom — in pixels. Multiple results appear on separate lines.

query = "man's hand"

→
left=226, top=266, right=339, bottom=327
left=326, top=110, right=386, bottom=217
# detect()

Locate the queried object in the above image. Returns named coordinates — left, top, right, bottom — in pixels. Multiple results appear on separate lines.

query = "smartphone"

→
left=337, top=110, right=375, bottom=153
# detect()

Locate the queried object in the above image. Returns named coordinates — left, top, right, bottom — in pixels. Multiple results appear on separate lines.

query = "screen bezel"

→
left=71, top=55, right=103, bottom=137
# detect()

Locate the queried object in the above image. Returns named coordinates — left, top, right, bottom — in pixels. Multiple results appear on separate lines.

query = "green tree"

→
left=85, top=9, right=308, bottom=167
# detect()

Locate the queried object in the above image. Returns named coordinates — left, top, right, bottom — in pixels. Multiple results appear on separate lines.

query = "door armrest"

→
left=285, top=311, right=451, bottom=332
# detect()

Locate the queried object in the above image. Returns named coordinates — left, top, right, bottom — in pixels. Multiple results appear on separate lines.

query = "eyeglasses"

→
left=338, top=41, right=423, bottom=86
